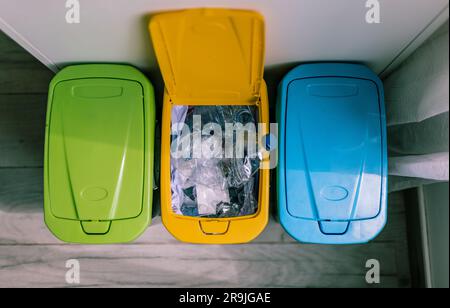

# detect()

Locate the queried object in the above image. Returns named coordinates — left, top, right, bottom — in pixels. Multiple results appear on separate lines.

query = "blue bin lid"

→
left=277, top=63, right=388, bottom=244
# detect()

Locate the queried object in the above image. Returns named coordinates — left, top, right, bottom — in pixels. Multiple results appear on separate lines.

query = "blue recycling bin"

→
left=277, top=63, right=388, bottom=244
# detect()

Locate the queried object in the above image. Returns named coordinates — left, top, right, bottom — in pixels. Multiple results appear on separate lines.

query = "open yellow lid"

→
left=149, top=8, right=265, bottom=104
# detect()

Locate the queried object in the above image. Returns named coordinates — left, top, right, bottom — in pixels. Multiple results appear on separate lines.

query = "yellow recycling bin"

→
left=149, top=8, right=270, bottom=244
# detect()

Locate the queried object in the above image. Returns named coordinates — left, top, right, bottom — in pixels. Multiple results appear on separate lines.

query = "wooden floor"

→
left=0, top=31, right=412, bottom=288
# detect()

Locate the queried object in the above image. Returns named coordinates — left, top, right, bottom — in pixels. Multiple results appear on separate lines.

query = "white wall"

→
left=423, top=182, right=449, bottom=288
left=0, top=0, right=448, bottom=74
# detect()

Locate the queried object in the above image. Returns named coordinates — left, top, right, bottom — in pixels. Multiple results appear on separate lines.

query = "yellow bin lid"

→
left=150, top=8, right=265, bottom=104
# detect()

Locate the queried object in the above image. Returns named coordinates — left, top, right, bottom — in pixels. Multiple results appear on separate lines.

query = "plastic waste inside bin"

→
left=44, top=64, right=155, bottom=243
left=277, top=63, right=388, bottom=244
left=150, top=8, right=270, bottom=244
left=170, top=105, right=260, bottom=218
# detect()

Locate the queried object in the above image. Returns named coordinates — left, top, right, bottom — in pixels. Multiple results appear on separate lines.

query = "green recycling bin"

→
left=44, top=64, right=155, bottom=243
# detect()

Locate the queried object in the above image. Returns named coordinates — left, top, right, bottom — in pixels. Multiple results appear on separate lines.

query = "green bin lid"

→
left=44, top=64, right=155, bottom=243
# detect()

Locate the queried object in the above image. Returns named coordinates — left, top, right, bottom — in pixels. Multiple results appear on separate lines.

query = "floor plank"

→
left=0, top=32, right=43, bottom=64
left=0, top=94, right=47, bottom=167
left=0, top=207, right=409, bottom=246
left=0, top=32, right=53, bottom=94
left=0, top=64, right=53, bottom=94
left=0, top=243, right=400, bottom=288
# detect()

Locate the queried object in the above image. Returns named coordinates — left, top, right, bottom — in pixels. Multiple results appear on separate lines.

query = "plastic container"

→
left=149, top=8, right=270, bottom=244
left=277, top=63, right=388, bottom=244
left=44, top=64, right=155, bottom=243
